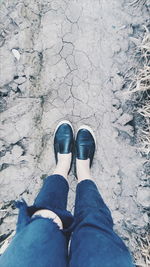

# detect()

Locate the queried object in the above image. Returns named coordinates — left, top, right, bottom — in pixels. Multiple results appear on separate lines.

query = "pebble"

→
left=14, top=76, right=26, bottom=84
left=12, top=49, right=21, bottom=61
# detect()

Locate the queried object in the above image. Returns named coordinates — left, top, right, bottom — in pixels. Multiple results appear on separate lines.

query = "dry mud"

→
left=0, top=0, right=149, bottom=265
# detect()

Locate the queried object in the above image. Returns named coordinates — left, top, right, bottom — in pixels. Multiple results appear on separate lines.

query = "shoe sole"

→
left=76, top=124, right=96, bottom=145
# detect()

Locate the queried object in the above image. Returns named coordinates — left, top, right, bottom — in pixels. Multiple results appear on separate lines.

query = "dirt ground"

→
left=0, top=0, right=149, bottom=265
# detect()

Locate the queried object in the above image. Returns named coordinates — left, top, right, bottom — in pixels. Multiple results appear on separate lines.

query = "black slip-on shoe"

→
left=75, top=125, right=96, bottom=176
left=54, top=120, right=74, bottom=174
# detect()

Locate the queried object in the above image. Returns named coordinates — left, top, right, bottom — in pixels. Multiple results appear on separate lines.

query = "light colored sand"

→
left=0, top=0, right=149, bottom=264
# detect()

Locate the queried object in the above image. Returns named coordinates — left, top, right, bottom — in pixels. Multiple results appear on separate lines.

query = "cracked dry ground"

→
left=0, top=0, right=149, bottom=265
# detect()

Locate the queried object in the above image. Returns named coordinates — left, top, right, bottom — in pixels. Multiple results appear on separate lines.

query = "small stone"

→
left=117, top=113, right=133, bottom=126
left=18, top=83, right=26, bottom=94
left=14, top=76, right=26, bottom=84
left=12, top=49, right=21, bottom=61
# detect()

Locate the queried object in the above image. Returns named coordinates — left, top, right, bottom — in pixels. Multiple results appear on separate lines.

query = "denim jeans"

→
left=0, top=175, right=134, bottom=267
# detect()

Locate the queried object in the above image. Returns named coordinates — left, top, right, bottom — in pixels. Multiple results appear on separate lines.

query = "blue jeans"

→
left=0, top=175, right=134, bottom=267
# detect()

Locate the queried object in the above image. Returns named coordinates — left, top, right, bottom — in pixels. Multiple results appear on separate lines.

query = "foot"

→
left=75, top=125, right=96, bottom=182
left=53, top=120, right=74, bottom=179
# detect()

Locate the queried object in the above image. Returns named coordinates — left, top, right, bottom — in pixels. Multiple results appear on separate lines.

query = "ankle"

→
left=53, top=153, right=71, bottom=179
left=76, top=159, right=92, bottom=182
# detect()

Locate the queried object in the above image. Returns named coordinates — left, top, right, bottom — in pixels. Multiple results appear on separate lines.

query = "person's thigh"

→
left=69, top=224, right=133, bottom=267
left=69, top=180, right=134, bottom=267
left=0, top=218, right=68, bottom=267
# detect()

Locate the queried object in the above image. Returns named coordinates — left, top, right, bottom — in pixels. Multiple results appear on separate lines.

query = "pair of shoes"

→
left=54, top=120, right=96, bottom=176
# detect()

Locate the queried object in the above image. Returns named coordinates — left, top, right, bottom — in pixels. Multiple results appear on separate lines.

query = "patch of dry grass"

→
left=126, top=27, right=150, bottom=267
left=129, top=0, right=149, bottom=8
left=129, top=0, right=145, bottom=5
left=128, top=27, right=150, bottom=158
left=130, top=27, right=150, bottom=93
left=136, top=28, right=150, bottom=158
left=130, top=66, right=150, bottom=93
left=133, top=232, right=150, bottom=267
left=138, top=101, right=150, bottom=157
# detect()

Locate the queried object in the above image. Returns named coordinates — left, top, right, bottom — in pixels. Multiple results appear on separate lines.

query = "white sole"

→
left=54, top=120, right=74, bottom=138
left=76, top=125, right=96, bottom=144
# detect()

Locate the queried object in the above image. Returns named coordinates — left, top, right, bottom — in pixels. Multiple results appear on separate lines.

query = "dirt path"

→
left=0, top=0, right=149, bottom=264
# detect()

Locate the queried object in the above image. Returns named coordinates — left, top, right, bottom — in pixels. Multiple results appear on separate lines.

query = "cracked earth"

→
left=0, top=0, right=149, bottom=264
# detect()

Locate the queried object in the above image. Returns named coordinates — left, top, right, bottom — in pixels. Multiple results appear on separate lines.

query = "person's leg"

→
left=69, top=177, right=134, bottom=267
left=0, top=121, right=74, bottom=267
left=0, top=175, right=72, bottom=267
left=69, top=126, right=134, bottom=267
